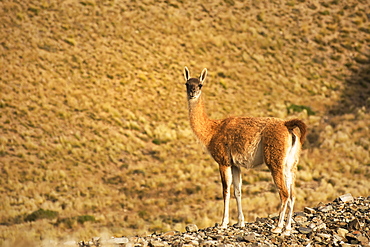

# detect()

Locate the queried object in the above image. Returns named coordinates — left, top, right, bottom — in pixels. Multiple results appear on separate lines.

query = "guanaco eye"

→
left=199, top=84, right=203, bottom=89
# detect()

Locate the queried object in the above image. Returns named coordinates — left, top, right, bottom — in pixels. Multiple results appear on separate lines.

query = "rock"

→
left=190, top=240, right=200, bottom=245
left=185, top=224, right=198, bottom=232
left=337, top=228, right=349, bottom=239
left=338, top=193, right=354, bottom=203
left=235, top=234, right=244, bottom=242
left=124, top=243, right=135, bottom=247
left=345, top=233, right=360, bottom=244
left=63, top=241, right=77, bottom=246
left=215, top=235, right=224, bottom=241
left=313, top=235, right=322, bottom=242
left=184, top=240, right=200, bottom=247
left=348, top=218, right=361, bottom=230
left=357, top=235, right=369, bottom=245
left=318, top=204, right=333, bottom=212
left=308, top=222, right=316, bottom=229
left=294, top=214, right=308, bottom=224
left=197, top=231, right=206, bottom=238
left=314, top=222, right=326, bottom=231
left=270, top=236, right=284, bottom=245
left=256, top=217, right=269, bottom=223
left=311, top=216, right=322, bottom=223
left=304, top=207, right=316, bottom=214
left=317, top=233, right=331, bottom=239
left=182, top=233, right=194, bottom=241
left=202, top=240, right=218, bottom=246
left=298, top=226, right=313, bottom=234
left=244, top=232, right=257, bottom=242
left=161, top=231, right=178, bottom=237
left=149, top=240, right=166, bottom=247
left=106, top=237, right=129, bottom=244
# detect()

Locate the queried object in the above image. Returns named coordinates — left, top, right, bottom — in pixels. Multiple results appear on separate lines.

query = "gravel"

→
left=76, top=194, right=370, bottom=247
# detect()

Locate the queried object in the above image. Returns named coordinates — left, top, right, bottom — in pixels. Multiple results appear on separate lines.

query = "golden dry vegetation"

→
left=0, top=0, right=369, bottom=245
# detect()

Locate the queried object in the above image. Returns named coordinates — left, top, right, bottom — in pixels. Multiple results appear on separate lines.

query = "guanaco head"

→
left=184, top=67, right=207, bottom=100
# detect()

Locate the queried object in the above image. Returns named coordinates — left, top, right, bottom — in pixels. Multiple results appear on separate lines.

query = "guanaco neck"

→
left=188, top=95, right=218, bottom=146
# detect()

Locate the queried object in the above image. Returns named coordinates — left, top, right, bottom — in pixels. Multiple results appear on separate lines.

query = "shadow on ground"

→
left=305, top=55, right=370, bottom=148
left=329, top=56, right=370, bottom=115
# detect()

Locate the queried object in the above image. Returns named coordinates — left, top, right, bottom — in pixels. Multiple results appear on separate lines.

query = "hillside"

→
left=0, top=0, right=369, bottom=245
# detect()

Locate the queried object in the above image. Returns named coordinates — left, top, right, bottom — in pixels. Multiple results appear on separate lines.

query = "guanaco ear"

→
left=184, top=67, right=190, bottom=82
left=200, top=68, right=207, bottom=84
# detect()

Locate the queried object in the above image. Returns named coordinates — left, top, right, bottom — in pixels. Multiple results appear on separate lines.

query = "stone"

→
left=304, top=207, right=316, bottom=214
left=298, top=226, right=313, bottom=234
left=161, top=231, right=178, bottom=237
left=345, top=233, right=360, bottom=244
left=317, top=233, right=331, bottom=239
left=215, top=235, right=224, bottom=241
left=337, top=228, right=349, bottom=238
left=333, top=234, right=344, bottom=242
left=348, top=218, right=361, bottom=230
left=106, top=237, right=129, bottom=244
left=235, top=234, right=244, bottom=242
left=318, top=205, right=333, bottom=212
left=185, top=224, right=198, bottom=232
left=256, top=217, right=269, bottom=223
left=149, top=240, right=166, bottom=247
left=308, top=222, right=316, bottom=229
left=63, top=241, right=77, bottom=246
left=311, top=217, right=322, bottom=223
left=314, top=222, right=326, bottom=231
left=202, top=240, right=218, bottom=245
left=338, top=193, right=354, bottom=203
left=294, top=215, right=308, bottom=224
left=190, top=240, right=200, bottom=245
left=182, top=233, right=194, bottom=241
left=197, top=231, right=206, bottom=238
left=313, top=236, right=322, bottom=242
left=244, top=232, right=257, bottom=242
left=270, top=236, right=284, bottom=245
left=357, top=235, right=369, bottom=245
left=340, top=244, right=352, bottom=247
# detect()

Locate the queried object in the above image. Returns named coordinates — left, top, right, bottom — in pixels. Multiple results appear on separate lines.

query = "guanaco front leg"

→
left=219, top=165, right=232, bottom=228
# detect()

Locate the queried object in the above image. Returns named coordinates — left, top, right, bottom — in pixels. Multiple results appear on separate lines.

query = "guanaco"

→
left=184, top=67, right=307, bottom=235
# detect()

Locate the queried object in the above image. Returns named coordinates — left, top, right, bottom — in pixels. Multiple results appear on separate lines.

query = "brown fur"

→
left=285, top=118, right=308, bottom=145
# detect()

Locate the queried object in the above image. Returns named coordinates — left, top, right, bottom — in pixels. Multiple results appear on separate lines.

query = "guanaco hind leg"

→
left=271, top=136, right=299, bottom=235
left=271, top=183, right=296, bottom=236
left=232, top=165, right=245, bottom=227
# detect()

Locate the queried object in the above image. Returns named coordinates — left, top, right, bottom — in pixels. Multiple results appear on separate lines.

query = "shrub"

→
left=76, top=215, right=95, bottom=224
left=287, top=104, right=316, bottom=116
left=25, top=209, right=59, bottom=222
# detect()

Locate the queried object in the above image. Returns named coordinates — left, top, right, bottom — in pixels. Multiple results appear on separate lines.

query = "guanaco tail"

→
left=184, top=67, right=307, bottom=236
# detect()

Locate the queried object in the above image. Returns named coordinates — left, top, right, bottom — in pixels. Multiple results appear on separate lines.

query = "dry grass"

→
left=0, top=0, right=369, bottom=245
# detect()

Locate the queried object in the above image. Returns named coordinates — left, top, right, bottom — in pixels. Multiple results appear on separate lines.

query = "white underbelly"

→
left=231, top=138, right=264, bottom=168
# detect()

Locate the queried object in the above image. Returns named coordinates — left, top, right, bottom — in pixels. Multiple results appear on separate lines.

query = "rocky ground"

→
left=74, top=194, right=369, bottom=247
